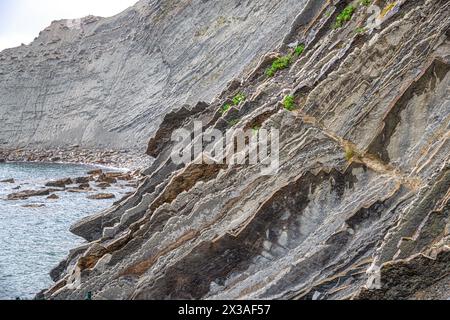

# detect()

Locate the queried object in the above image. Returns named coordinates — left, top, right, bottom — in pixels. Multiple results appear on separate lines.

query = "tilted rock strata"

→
left=0, top=0, right=306, bottom=150
left=42, top=0, right=450, bottom=300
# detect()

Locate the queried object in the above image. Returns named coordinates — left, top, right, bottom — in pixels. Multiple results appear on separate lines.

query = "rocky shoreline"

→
left=0, top=147, right=151, bottom=208
left=1, top=166, right=144, bottom=206
left=0, top=146, right=153, bottom=171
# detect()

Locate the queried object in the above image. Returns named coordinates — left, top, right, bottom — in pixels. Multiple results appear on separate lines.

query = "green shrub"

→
left=355, top=27, right=366, bottom=34
left=359, top=0, right=371, bottom=6
left=220, top=103, right=231, bottom=114
left=294, top=44, right=305, bottom=57
left=334, top=5, right=356, bottom=29
left=345, top=146, right=356, bottom=161
left=219, top=93, right=246, bottom=115
left=232, top=93, right=246, bottom=105
left=283, top=95, right=296, bottom=111
left=266, top=55, right=292, bottom=77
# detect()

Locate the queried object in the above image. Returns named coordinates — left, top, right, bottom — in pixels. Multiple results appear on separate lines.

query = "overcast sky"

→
left=0, top=0, right=138, bottom=51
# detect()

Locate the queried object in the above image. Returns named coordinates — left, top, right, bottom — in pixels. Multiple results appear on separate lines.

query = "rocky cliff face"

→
left=39, top=0, right=450, bottom=300
left=0, top=0, right=306, bottom=150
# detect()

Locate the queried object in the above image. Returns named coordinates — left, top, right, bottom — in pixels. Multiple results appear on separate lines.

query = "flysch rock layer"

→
left=36, top=0, right=450, bottom=300
left=0, top=0, right=307, bottom=150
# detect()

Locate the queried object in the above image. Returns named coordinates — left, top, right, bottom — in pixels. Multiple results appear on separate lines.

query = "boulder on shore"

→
left=22, top=204, right=46, bottom=208
left=87, top=193, right=115, bottom=200
left=96, top=174, right=117, bottom=184
left=96, top=182, right=111, bottom=189
left=8, top=189, right=51, bottom=200
left=45, top=178, right=73, bottom=188
left=78, top=183, right=91, bottom=189
left=117, top=173, right=133, bottom=181
left=87, top=169, right=103, bottom=176
left=74, top=176, right=91, bottom=184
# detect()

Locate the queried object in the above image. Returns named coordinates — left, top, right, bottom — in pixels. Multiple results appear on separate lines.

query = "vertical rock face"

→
left=37, top=0, right=450, bottom=300
left=0, top=0, right=307, bottom=150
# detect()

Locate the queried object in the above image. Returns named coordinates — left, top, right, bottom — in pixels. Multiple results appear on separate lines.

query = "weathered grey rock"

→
left=7, top=189, right=51, bottom=200
left=32, top=0, right=450, bottom=301
left=87, top=169, right=103, bottom=176
left=74, top=176, right=91, bottom=184
left=45, top=178, right=73, bottom=188
left=0, top=0, right=308, bottom=151
left=87, top=193, right=116, bottom=200
left=22, top=204, right=46, bottom=208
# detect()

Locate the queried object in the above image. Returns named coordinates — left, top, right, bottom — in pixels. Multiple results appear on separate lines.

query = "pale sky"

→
left=0, top=0, right=138, bottom=51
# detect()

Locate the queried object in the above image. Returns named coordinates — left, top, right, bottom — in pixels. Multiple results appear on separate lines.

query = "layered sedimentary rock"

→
left=0, top=0, right=306, bottom=150
left=40, top=0, right=450, bottom=300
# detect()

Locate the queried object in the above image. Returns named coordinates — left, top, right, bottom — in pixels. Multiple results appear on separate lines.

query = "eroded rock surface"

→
left=34, top=0, right=450, bottom=300
left=0, top=0, right=308, bottom=151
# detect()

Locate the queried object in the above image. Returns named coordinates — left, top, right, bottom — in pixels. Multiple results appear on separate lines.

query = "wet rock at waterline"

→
left=87, top=193, right=116, bottom=200
left=22, top=204, right=46, bottom=209
left=87, top=169, right=103, bottom=176
left=74, top=177, right=91, bottom=184
left=7, top=189, right=51, bottom=200
left=45, top=178, right=73, bottom=188
left=0, top=162, right=137, bottom=299
left=96, top=182, right=112, bottom=189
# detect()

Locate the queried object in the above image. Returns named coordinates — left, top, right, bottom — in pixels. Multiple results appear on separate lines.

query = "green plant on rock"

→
left=220, top=103, right=231, bottom=115
left=283, top=95, right=296, bottom=111
left=355, top=27, right=367, bottom=34
left=228, top=118, right=240, bottom=127
left=294, top=44, right=305, bottom=57
left=344, top=145, right=356, bottom=162
left=252, top=125, right=261, bottom=135
left=232, top=92, right=246, bottom=105
left=333, top=5, right=356, bottom=29
left=265, top=54, right=292, bottom=77
left=219, top=92, right=246, bottom=115
left=359, top=0, right=371, bottom=6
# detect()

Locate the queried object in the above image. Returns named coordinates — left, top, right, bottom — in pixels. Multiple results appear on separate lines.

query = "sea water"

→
left=0, top=162, right=132, bottom=300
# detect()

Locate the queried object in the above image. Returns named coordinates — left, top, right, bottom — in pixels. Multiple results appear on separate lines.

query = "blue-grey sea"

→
left=0, top=162, right=131, bottom=300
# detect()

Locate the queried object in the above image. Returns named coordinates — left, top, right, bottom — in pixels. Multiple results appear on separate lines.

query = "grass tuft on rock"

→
left=333, top=5, right=356, bottom=29
left=344, top=146, right=357, bottom=162
left=232, top=92, right=246, bottom=105
left=266, top=55, right=292, bottom=77
left=219, top=93, right=246, bottom=115
left=283, top=95, right=296, bottom=111
left=220, top=103, right=231, bottom=115
left=294, top=44, right=305, bottom=57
